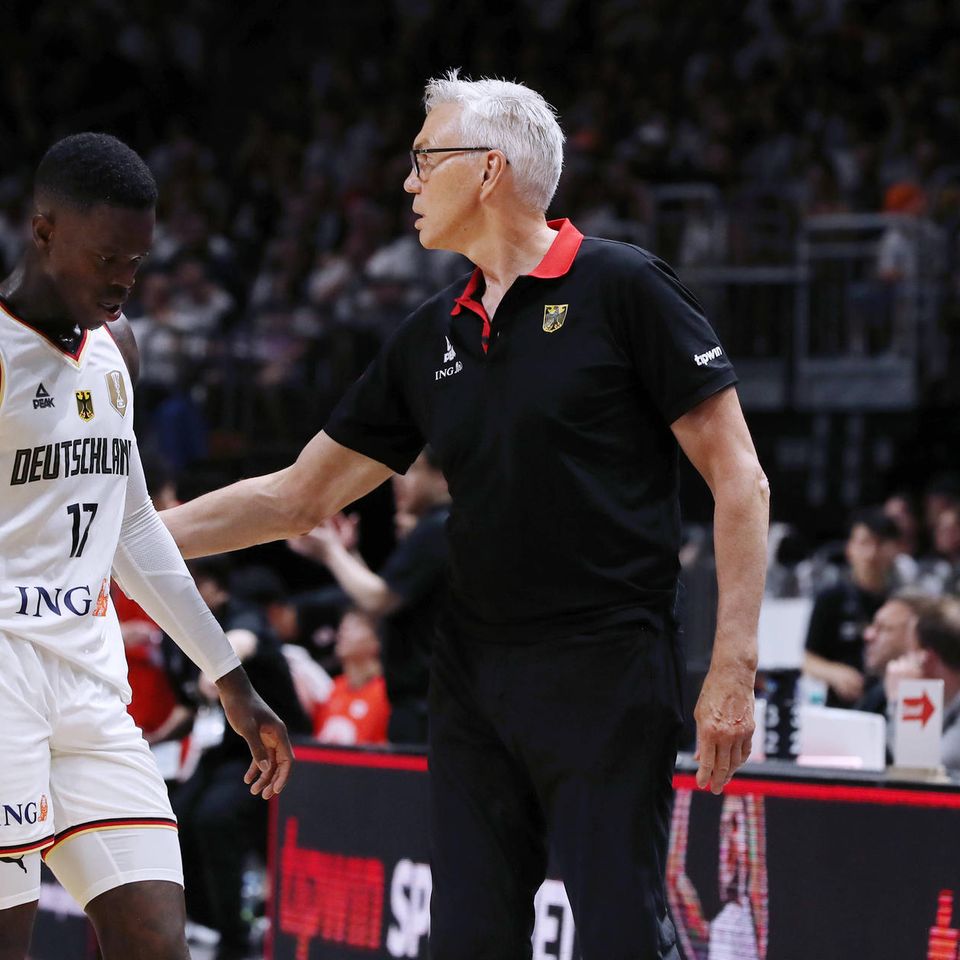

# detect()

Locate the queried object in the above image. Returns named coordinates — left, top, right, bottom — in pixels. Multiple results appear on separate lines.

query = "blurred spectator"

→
left=314, top=609, right=391, bottom=745
left=876, top=182, right=927, bottom=284
left=883, top=491, right=923, bottom=560
left=289, top=448, right=450, bottom=744
left=916, top=503, right=960, bottom=595
left=174, top=560, right=310, bottom=960
left=127, top=270, right=201, bottom=406
left=854, top=590, right=936, bottom=715
left=802, top=508, right=901, bottom=707
left=885, top=596, right=960, bottom=773
left=921, top=471, right=960, bottom=542
left=170, top=256, right=235, bottom=335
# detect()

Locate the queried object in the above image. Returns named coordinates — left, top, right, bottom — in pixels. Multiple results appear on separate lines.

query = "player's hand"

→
left=215, top=666, right=294, bottom=800
left=828, top=663, right=865, bottom=703
left=694, top=658, right=756, bottom=794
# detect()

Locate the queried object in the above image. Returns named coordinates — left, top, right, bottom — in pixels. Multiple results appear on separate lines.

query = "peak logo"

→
left=693, top=346, right=723, bottom=367
left=33, top=384, right=54, bottom=409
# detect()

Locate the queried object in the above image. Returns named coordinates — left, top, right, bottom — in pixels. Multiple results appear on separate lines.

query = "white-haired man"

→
left=162, top=72, right=768, bottom=960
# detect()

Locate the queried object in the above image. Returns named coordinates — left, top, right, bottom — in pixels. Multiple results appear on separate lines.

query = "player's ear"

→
left=32, top=212, right=54, bottom=254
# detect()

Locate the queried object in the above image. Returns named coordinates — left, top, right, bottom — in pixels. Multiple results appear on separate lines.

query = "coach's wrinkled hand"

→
left=693, top=658, right=755, bottom=794
left=216, top=666, right=294, bottom=800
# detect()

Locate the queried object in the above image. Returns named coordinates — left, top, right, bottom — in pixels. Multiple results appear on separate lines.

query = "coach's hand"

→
left=216, top=666, right=294, bottom=800
left=693, top=657, right=756, bottom=794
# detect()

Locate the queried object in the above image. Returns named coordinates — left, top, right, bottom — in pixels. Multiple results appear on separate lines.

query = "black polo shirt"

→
left=324, top=219, right=737, bottom=643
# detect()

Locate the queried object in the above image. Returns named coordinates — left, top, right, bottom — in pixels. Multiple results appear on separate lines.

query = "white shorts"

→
left=0, top=632, right=180, bottom=908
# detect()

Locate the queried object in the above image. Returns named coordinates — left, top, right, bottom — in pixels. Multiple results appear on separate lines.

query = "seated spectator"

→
left=917, top=503, right=960, bottom=595
left=884, top=491, right=923, bottom=559
left=854, top=590, right=936, bottom=714
left=803, top=508, right=900, bottom=707
left=289, top=447, right=450, bottom=745
left=885, top=596, right=960, bottom=773
left=921, top=471, right=960, bottom=544
left=174, top=559, right=311, bottom=960
left=229, top=565, right=334, bottom=719
left=876, top=181, right=927, bottom=284
left=314, top=609, right=390, bottom=745
left=170, top=256, right=235, bottom=336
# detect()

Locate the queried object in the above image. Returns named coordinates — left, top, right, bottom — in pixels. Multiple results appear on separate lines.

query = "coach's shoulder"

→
left=577, top=235, right=674, bottom=276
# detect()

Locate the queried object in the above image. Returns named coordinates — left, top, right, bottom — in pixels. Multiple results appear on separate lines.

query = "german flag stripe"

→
left=0, top=834, right=55, bottom=855
left=43, top=817, right=177, bottom=857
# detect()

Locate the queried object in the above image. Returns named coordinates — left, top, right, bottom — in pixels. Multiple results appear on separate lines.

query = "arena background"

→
left=5, top=1, right=960, bottom=958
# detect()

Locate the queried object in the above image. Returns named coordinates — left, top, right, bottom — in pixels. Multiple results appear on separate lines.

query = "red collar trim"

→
left=450, top=268, right=486, bottom=319
left=0, top=297, right=89, bottom=362
left=449, top=218, right=583, bottom=318
left=528, top=218, right=584, bottom=278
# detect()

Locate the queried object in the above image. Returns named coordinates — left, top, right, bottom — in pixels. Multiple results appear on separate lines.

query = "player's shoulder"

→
left=104, top=315, right=140, bottom=386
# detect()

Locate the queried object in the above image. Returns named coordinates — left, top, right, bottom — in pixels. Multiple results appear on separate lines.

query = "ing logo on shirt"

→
left=542, top=304, right=568, bottom=333
left=75, top=390, right=95, bottom=422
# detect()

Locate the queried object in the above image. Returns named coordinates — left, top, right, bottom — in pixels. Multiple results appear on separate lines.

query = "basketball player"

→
left=0, top=133, right=293, bottom=960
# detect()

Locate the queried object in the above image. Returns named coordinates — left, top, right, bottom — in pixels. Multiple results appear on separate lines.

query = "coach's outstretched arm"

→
left=162, top=431, right=395, bottom=559
left=671, top=387, right=769, bottom=795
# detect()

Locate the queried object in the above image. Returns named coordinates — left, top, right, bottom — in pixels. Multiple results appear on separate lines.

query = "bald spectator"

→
left=885, top=597, right=960, bottom=773
left=854, top=591, right=936, bottom=714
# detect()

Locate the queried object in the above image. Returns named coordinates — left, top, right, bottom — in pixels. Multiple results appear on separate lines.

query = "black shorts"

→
left=428, top=623, right=686, bottom=960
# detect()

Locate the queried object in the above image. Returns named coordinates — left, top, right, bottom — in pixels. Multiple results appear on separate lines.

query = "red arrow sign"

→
left=903, top=691, right=935, bottom=728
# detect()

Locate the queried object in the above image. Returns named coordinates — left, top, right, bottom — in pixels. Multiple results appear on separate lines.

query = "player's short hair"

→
left=34, top=132, right=157, bottom=211
left=423, top=69, right=565, bottom=213
left=916, top=596, right=960, bottom=671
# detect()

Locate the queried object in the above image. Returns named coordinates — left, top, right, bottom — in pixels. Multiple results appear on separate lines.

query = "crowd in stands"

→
left=763, top=475, right=960, bottom=774
left=7, top=1, right=960, bottom=952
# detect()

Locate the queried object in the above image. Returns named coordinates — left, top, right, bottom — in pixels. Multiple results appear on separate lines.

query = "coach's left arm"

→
left=671, top=386, right=769, bottom=794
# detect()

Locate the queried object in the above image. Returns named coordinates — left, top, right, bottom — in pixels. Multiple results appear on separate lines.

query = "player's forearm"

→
left=323, top=542, right=397, bottom=615
left=115, top=447, right=241, bottom=681
left=710, top=463, right=769, bottom=670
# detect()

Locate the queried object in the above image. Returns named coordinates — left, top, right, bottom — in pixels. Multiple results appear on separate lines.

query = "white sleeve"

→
left=112, top=445, right=241, bottom=681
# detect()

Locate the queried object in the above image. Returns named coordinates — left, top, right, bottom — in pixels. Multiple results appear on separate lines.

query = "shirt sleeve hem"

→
left=665, top=371, right=739, bottom=425
left=323, top=422, right=417, bottom=475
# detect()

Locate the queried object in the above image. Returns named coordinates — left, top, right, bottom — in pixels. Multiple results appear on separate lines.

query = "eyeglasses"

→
left=409, top=146, right=501, bottom=181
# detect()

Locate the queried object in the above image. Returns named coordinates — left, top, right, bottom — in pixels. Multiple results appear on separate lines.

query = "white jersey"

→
left=0, top=301, right=134, bottom=697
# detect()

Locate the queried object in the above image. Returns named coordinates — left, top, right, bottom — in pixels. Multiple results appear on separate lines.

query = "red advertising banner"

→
left=269, top=747, right=960, bottom=960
